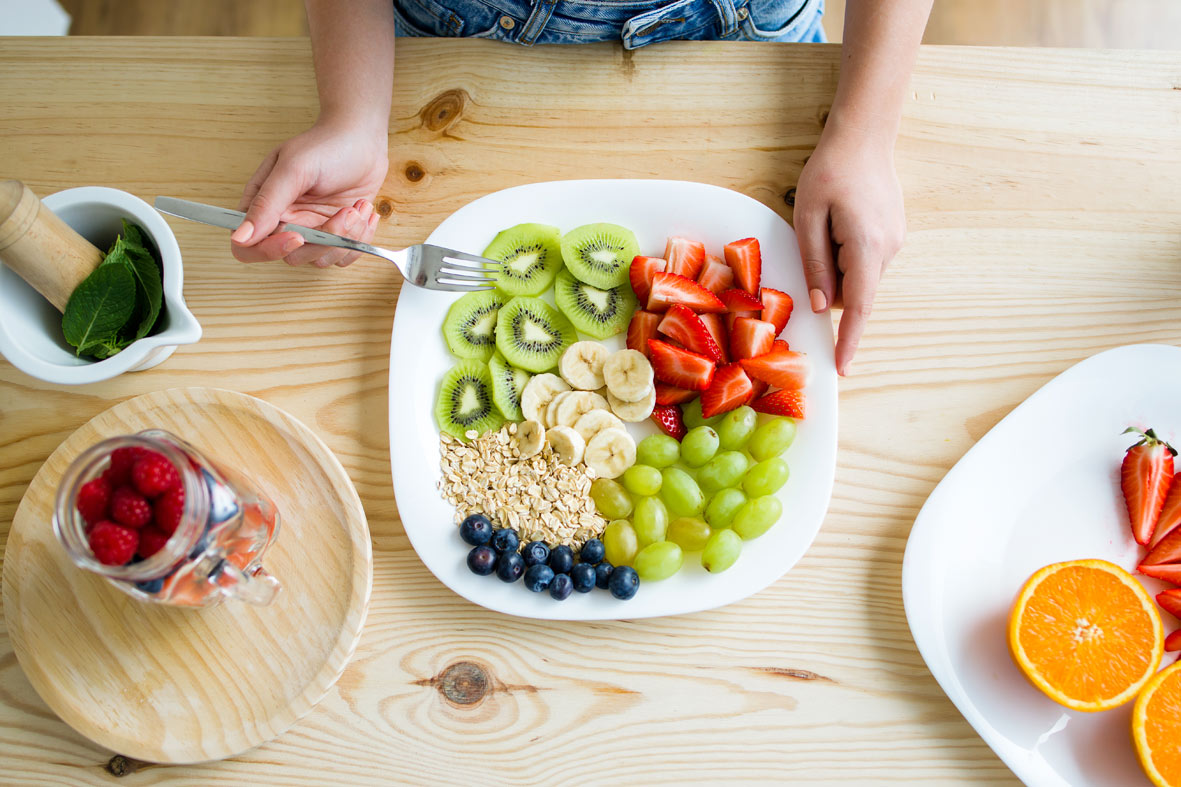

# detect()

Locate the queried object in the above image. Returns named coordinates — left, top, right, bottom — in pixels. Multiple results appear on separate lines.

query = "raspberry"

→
left=109, top=485, right=152, bottom=528
left=153, top=484, right=186, bottom=535
left=103, top=446, right=147, bottom=486
left=88, top=521, right=139, bottom=565
left=75, top=476, right=111, bottom=524
left=131, top=452, right=181, bottom=498
left=137, top=527, right=171, bottom=559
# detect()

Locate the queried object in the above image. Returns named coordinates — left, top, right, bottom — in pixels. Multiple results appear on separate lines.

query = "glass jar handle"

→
left=211, top=560, right=281, bottom=606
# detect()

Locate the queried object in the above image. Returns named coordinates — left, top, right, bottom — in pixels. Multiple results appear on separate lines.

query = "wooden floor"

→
left=58, top=0, right=1181, bottom=48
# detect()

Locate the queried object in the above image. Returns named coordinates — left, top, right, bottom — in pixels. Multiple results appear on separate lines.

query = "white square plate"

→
left=903, top=344, right=1181, bottom=786
left=390, top=180, right=837, bottom=620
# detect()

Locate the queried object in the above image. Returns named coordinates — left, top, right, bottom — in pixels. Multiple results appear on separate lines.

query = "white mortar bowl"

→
left=0, top=187, right=201, bottom=385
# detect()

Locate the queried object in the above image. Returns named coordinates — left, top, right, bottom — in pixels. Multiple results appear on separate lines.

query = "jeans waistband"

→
left=515, top=0, right=740, bottom=47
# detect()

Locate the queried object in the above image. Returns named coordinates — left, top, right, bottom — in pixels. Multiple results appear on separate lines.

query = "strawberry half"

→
left=698, top=313, right=730, bottom=364
left=655, top=382, right=698, bottom=406
left=701, top=363, right=755, bottom=418
left=760, top=288, right=793, bottom=334
left=1152, top=472, right=1181, bottom=548
left=772, top=339, right=790, bottom=352
left=664, top=237, right=706, bottom=281
left=648, top=339, right=716, bottom=391
left=749, top=378, right=769, bottom=402
left=651, top=404, right=687, bottom=440
left=729, top=317, right=776, bottom=361
left=1143, top=525, right=1181, bottom=568
left=751, top=389, right=805, bottom=419
left=1122, top=427, right=1177, bottom=546
left=724, top=237, right=761, bottom=296
left=1157, top=589, right=1181, bottom=619
left=658, top=304, right=723, bottom=362
left=1140, top=563, right=1181, bottom=584
left=627, top=310, right=662, bottom=358
left=740, top=349, right=810, bottom=390
left=1166, top=630, right=1181, bottom=652
left=646, top=272, right=727, bottom=314
left=720, top=288, right=763, bottom=331
left=629, top=256, right=666, bottom=304
left=696, top=255, right=734, bottom=295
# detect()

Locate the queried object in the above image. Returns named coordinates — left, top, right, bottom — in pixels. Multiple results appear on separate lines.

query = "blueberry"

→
left=496, top=551, right=525, bottom=583
left=579, top=538, right=605, bottom=565
left=570, top=562, right=596, bottom=593
left=134, top=577, right=164, bottom=594
left=204, top=468, right=241, bottom=524
left=491, top=528, right=520, bottom=554
left=522, top=540, right=550, bottom=567
left=548, top=544, right=574, bottom=574
left=460, top=514, right=494, bottom=546
left=549, top=573, right=573, bottom=600
left=595, top=561, right=614, bottom=589
left=523, top=563, right=554, bottom=592
left=608, top=566, right=639, bottom=600
left=466, top=545, right=497, bottom=575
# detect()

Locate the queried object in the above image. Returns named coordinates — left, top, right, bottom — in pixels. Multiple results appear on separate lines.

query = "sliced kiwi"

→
left=489, top=351, right=531, bottom=421
left=560, top=223, right=640, bottom=289
left=435, top=359, right=504, bottom=441
left=553, top=269, right=637, bottom=340
left=442, top=290, right=505, bottom=362
left=494, top=296, right=577, bottom=373
left=483, top=223, right=563, bottom=296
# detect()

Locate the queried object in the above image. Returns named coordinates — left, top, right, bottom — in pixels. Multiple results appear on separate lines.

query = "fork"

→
left=154, top=196, right=499, bottom=292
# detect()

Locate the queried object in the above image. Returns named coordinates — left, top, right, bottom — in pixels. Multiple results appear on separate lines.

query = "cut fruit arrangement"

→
left=434, top=223, right=808, bottom=602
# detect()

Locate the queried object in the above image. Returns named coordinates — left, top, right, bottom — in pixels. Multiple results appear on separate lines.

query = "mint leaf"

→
left=62, top=262, right=136, bottom=355
left=124, top=245, right=163, bottom=341
left=121, top=220, right=147, bottom=251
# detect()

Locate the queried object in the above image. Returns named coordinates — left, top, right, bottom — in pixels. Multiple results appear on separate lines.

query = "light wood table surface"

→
left=2, top=37, right=1180, bottom=785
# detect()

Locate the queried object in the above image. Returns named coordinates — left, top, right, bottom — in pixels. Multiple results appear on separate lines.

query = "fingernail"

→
left=810, top=288, right=827, bottom=312
left=281, top=236, right=303, bottom=255
left=231, top=220, right=254, bottom=243
left=344, top=209, right=359, bottom=231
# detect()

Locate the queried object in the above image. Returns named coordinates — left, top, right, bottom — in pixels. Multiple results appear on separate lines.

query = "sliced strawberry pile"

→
left=626, top=233, right=808, bottom=434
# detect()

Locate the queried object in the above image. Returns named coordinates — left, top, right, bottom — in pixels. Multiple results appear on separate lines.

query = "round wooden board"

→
left=1, top=387, right=372, bottom=764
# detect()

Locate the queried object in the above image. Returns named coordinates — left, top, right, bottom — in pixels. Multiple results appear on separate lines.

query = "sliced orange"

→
left=1134, top=660, right=1181, bottom=787
left=1009, top=559, right=1163, bottom=712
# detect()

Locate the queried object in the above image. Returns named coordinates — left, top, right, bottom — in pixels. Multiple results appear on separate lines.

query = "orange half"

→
left=1008, top=559, right=1163, bottom=712
left=1134, top=660, right=1181, bottom=787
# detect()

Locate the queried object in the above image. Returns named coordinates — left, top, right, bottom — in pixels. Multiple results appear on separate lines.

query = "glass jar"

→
left=53, top=429, right=281, bottom=607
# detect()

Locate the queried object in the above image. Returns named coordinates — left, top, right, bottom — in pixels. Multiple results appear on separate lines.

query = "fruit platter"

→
left=390, top=180, right=837, bottom=620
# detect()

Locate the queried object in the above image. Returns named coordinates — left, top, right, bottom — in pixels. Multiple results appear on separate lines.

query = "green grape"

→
left=603, top=519, right=639, bottom=566
left=697, top=450, right=750, bottom=493
left=742, top=457, right=790, bottom=497
left=667, top=517, right=712, bottom=552
left=633, top=540, right=684, bottom=581
left=702, top=528, right=743, bottom=573
left=632, top=496, right=670, bottom=546
left=636, top=434, right=680, bottom=468
left=622, top=464, right=663, bottom=497
left=705, top=487, right=748, bottom=529
left=591, top=477, right=633, bottom=520
left=748, top=417, right=798, bottom=461
left=682, top=398, right=724, bottom=430
left=680, top=426, right=720, bottom=467
left=660, top=467, right=705, bottom=517
left=732, top=495, right=783, bottom=540
left=716, top=406, right=758, bottom=451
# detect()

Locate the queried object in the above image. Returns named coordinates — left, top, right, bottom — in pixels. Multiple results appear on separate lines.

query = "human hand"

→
left=793, top=124, right=906, bottom=375
left=231, top=120, right=389, bottom=267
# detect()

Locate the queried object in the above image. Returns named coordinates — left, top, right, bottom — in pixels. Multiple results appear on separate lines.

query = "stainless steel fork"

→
left=154, top=197, right=499, bottom=292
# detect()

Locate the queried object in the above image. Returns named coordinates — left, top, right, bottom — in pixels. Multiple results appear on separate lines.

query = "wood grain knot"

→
left=375, top=199, right=394, bottom=218
left=784, top=188, right=796, bottom=207
left=105, top=755, right=148, bottom=776
left=438, top=661, right=489, bottom=705
left=404, top=162, right=425, bottom=182
left=420, top=89, right=469, bottom=133
left=755, top=666, right=835, bottom=683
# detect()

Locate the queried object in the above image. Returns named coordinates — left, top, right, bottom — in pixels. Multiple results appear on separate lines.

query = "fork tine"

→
left=429, top=280, right=495, bottom=292
left=439, top=250, right=502, bottom=268
left=436, top=268, right=498, bottom=283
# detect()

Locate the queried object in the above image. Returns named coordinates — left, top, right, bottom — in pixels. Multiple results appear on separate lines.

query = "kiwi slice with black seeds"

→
left=553, top=269, right=637, bottom=339
left=489, top=351, right=531, bottom=421
left=442, top=289, right=505, bottom=362
left=560, top=223, right=640, bottom=289
left=435, top=359, right=504, bottom=441
left=483, top=223, right=563, bottom=296
left=494, top=296, right=577, bottom=373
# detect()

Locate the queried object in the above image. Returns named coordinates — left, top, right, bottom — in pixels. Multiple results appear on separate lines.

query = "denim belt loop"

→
left=517, top=0, right=559, bottom=45
left=705, top=0, right=738, bottom=36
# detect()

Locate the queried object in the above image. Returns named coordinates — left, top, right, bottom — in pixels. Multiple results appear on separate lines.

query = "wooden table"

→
left=1, top=37, right=1180, bottom=784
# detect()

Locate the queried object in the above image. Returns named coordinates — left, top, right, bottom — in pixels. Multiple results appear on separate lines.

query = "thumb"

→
left=795, top=204, right=837, bottom=313
left=231, top=152, right=307, bottom=245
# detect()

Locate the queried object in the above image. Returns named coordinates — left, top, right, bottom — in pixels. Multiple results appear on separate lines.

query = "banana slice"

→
left=546, top=426, right=586, bottom=466
left=521, top=373, right=570, bottom=426
left=516, top=420, right=545, bottom=458
left=545, top=391, right=573, bottom=429
left=603, top=349, right=654, bottom=403
left=584, top=428, right=637, bottom=479
left=574, top=409, right=624, bottom=444
left=559, top=341, right=611, bottom=391
left=555, top=391, right=609, bottom=428
left=607, top=388, right=656, bottom=422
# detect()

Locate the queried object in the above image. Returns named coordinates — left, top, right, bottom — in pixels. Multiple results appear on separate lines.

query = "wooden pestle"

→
left=0, top=180, right=104, bottom=312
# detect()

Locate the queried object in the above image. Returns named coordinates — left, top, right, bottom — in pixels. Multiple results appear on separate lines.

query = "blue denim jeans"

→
left=394, top=0, right=824, bottom=48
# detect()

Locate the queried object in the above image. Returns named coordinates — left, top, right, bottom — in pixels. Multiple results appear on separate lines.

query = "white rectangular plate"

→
left=903, top=344, right=1181, bottom=786
left=390, top=179, right=837, bottom=620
